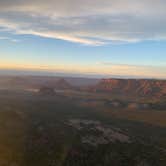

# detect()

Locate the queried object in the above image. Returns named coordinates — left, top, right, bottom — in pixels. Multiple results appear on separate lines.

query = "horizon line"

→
left=0, top=68, right=165, bottom=80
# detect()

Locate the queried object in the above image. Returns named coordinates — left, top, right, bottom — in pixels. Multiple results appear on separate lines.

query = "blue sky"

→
left=0, top=0, right=166, bottom=78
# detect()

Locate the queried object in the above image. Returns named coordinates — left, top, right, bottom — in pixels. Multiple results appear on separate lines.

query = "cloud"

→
left=0, top=0, right=166, bottom=45
left=98, top=61, right=166, bottom=68
left=0, top=36, right=20, bottom=42
left=96, top=61, right=166, bottom=78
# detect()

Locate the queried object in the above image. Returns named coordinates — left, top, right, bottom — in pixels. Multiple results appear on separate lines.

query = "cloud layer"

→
left=0, top=0, right=166, bottom=45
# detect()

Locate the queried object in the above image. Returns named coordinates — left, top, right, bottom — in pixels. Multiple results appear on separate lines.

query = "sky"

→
left=0, top=0, right=166, bottom=79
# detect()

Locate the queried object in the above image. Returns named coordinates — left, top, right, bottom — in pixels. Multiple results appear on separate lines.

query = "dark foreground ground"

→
left=0, top=90, right=166, bottom=166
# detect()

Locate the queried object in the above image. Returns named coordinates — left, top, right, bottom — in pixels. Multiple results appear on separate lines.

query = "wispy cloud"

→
left=97, top=61, right=166, bottom=68
left=0, top=0, right=166, bottom=45
left=0, top=36, right=20, bottom=42
left=96, top=61, right=166, bottom=78
left=1, top=60, right=165, bottom=79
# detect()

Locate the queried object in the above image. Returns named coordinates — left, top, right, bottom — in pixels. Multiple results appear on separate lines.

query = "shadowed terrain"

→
left=0, top=76, right=166, bottom=166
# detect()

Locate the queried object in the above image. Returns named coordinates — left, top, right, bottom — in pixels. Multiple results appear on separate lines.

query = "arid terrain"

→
left=0, top=76, right=166, bottom=166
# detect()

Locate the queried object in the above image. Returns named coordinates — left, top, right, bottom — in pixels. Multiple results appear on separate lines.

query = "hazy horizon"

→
left=0, top=68, right=166, bottom=80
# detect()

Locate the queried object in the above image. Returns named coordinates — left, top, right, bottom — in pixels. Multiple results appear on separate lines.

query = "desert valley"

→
left=0, top=75, right=165, bottom=166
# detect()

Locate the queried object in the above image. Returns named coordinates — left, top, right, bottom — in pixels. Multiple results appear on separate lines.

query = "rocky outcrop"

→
left=38, top=87, right=55, bottom=95
left=54, top=78, right=72, bottom=89
left=92, top=79, right=166, bottom=98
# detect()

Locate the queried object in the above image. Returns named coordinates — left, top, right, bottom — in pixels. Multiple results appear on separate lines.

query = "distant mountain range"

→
left=0, top=76, right=166, bottom=98
left=0, top=76, right=99, bottom=89
left=91, top=79, right=166, bottom=98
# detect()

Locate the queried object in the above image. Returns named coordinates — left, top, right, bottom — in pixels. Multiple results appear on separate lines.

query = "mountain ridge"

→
left=91, top=78, right=166, bottom=98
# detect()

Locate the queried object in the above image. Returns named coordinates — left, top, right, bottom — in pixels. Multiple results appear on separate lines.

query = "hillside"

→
left=0, top=76, right=99, bottom=89
left=92, top=79, right=166, bottom=98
